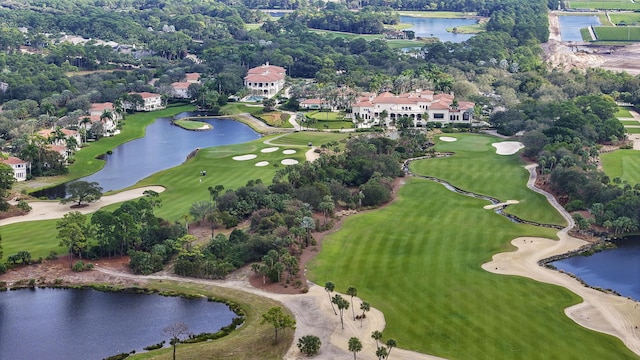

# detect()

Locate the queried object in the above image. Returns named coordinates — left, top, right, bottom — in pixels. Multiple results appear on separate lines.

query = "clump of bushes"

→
left=72, top=261, right=94, bottom=272
left=143, top=341, right=165, bottom=351
left=16, top=200, right=31, bottom=212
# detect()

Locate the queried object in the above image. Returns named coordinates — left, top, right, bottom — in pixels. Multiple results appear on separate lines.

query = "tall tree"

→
left=332, top=294, right=350, bottom=329
left=56, top=211, right=89, bottom=268
left=346, top=286, right=358, bottom=320
left=376, top=346, right=388, bottom=360
left=359, top=301, right=370, bottom=327
left=371, top=330, right=383, bottom=348
left=162, top=322, right=190, bottom=360
left=0, top=163, right=15, bottom=211
left=325, top=281, right=338, bottom=315
left=386, top=338, right=397, bottom=359
left=348, top=337, right=363, bottom=360
left=260, top=306, right=296, bottom=344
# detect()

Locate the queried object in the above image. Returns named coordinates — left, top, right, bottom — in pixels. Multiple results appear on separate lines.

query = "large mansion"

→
left=1, top=156, right=29, bottom=181
left=125, top=92, right=165, bottom=112
left=244, top=63, right=286, bottom=99
left=350, top=90, right=475, bottom=128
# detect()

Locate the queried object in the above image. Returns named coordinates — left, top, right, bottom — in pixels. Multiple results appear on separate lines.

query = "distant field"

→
left=446, top=22, right=486, bottom=34
left=567, top=0, right=640, bottom=10
left=581, top=27, right=593, bottom=41
left=609, top=13, right=640, bottom=25
left=616, top=107, right=634, bottom=118
left=309, top=29, right=384, bottom=40
left=593, top=26, right=640, bottom=41
left=601, top=149, right=640, bottom=185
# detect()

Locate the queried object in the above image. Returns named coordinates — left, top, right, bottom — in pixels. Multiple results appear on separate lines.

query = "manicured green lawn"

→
left=569, top=0, right=640, bottom=10
left=220, top=103, right=263, bottom=116
left=397, top=11, right=478, bottom=18
left=174, top=119, right=211, bottom=130
left=619, top=120, right=639, bottom=125
left=593, top=26, right=640, bottom=41
left=1, top=219, right=61, bottom=261
left=310, top=120, right=354, bottom=130
left=386, top=40, right=426, bottom=49
left=600, top=149, right=640, bottom=185
left=308, top=178, right=636, bottom=360
left=411, top=134, right=566, bottom=225
left=617, top=107, right=635, bottom=118
left=626, top=127, right=640, bottom=134
left=306, top=110, right=345, bottom=121
left=610, top=13, right=640, bottom=25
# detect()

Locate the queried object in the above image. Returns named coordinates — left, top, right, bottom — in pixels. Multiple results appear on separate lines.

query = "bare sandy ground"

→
left=1, top=186, right=165, bottom=226
left=492, top=141, right=524, bottom=155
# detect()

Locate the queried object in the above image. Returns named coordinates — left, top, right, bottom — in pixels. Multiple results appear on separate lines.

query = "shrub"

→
left=46, top=251, right=58, bottom=260
left=72, top=261, right=86, bottom=272
left=143, top=341, right=165, bottom=351
left=297, top=335, right=321, bottom=356
left=0, top=263, right=6, bottom=274
left=16, top=200, right=31, bottom=212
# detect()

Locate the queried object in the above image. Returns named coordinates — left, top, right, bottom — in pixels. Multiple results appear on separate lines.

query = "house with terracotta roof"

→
left=1, top=156, right=29, bottom=181
left=88, top=103, right=120, bottom=135
left=171, top=73, right=201, bottom=99
left=300, top=98, right=331, bottom=110
left=185, top=73, right=200, bottom=83
left=125, top=92, right=165, bottom=112
left=244, top=63, right=286, bottom=99
left=350, top=90, right=475, bottom=128
left=37, top=128, right=82, bottom=149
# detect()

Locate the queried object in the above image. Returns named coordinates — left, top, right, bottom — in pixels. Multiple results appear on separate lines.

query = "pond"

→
left=0, top=288, right=236, bottom=360
left=551, top=236, right=640, bottom=301
left=32, top=114, right=261, bottom=199
left=558, top=15, right=601, bottom=42
left=400, top=16, right=477, bottom=43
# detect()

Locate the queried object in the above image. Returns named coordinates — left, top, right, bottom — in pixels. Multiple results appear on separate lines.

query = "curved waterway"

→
left=33, top=113, right=261, bottom=198
left=0, top=288, right=237, bottom=360
left=404, top=157, right=563, bottom=229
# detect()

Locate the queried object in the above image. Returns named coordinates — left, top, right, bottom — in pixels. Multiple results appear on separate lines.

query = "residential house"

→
left=37, top=128, right=82, bottom=149
left=125, top=92, right=165, bottom=112
left=244, top=63, right=286, bottom=98
left=350, top=90, right=475, bottom=128
left=171, top=73, right=201, bottom=99
left=1, top=156, right=29, bottom=181
left=300, top=98, right=330, bottom=110
left=88, top=102, right=120, bottom=135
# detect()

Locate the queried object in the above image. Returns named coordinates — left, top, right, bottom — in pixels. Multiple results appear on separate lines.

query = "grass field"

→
left=568, top=0, right=640, bottom=10
left=411, top=135, right=566, bottom=225
left=256, top=111, right=292, bottom=128
left=306, top=110, right=345, bottom=121
left=616, top=107, right=634, bottom=118
left=581, top=27, right=593, bottom=41
left=446, top=22, right=486, bottom=34
left=609, top=13, right=640, bottom=25
left=620, top=120, right=639, bottom=125
left=625, top=127, right=640, bottom=134
left=309, top=29, right=385, bottom=40
left=593, top=26, right=640, bottom=41
left=307, top=175, right=635, bottom=359
left=601, top=149, right=640, bottom=185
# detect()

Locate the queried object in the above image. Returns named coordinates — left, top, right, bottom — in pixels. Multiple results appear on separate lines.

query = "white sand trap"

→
left=282, top=149, right=297, bottom=154
left=261, top=147, right=279, bottom=153
left=484, top=200, right=520, bottom=210
left=232, top=154, right=257, bottom=161
left=281, top=159, right=299, bottom=165
left=255, top=161, right=269, bottom=167
left=492, top=141, right=524, bottom=155
left=439, top=136, right=457, bottom=142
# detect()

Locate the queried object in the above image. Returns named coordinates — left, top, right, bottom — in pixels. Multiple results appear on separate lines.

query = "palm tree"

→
left=359, top=301, right=370, bottom=327
left=371, top=330, right=383, bottom=348
left=325, top=281, right=338, bottom=315
left=348, top=337, right=362, bottom=360
left=376, top=346, right=388, bottom=360
left=65, top=135, right=78, bottom=160
left=346, top=286, right=358, bottom=320
left=386, top=338, right=397, bottom=359
left=332, top=294, right=349, bottom=329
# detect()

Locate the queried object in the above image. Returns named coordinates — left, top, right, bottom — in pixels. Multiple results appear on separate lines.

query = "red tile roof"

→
left=2, top=156, right=26, bottom=165
left=172, top=82, right=191, bottom=90
left=185, top=73, right=200, bottom=82
left=130, top=92, right=161, bottom=99
left=301, top=98, right=323, bottom=105
left=247, top=64, right=286, bottom=75
left=90, top=102, right=114, bottom=112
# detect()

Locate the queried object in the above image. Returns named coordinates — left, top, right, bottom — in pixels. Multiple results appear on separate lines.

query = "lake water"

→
left=551, top=236, right=640, bottom=301
left=0, top=288, right=236, bottom=360
left=558, top=15, right=601, bottom=42
left=32, top=114, right=260, bottom=198
left=400, top=16, right=476, bottom=43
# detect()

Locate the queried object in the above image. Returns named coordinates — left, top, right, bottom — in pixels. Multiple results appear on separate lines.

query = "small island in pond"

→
left=174, top=119, right=213, bottom=131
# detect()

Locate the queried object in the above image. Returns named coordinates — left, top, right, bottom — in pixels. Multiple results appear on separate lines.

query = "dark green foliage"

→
left=128, top=250, right=163, bottom=275
left=103, top=353, right=129, bottom=360
left=297, top=335, right=321, bottom=356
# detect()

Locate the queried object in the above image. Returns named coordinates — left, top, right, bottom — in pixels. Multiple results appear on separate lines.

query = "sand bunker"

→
left=261, top=147, right=279, bottom=153
left=255, top=161, right=269, bottom=167
left=492, top=141, right=524, bottom=155
left=281, top=159, right=299, bottom=165
left=282, top=149, right=297, bottom=154
left=484, top=200, right=520, bottom=210
left=232, top=154, right=257, bottom=161
left=439, top=136, right=457, bottom=142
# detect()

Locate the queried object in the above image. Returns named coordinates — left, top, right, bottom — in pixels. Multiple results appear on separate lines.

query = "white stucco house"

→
left=125, top=92, right=165, bottom=112
left=37, top=128, right=82, bottom=149
left=350, top=90, right=475, bottom=128
left=171, top=73, right=201, bottom=99
left=244, top=63, right=286, bottom=99
left=1, top=156, right=29, bottom=181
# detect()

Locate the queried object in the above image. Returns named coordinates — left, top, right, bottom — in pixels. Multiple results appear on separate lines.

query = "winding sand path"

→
left=1, top=186, right=166, bottom=226
left=483, top=164, right=640, bottom=355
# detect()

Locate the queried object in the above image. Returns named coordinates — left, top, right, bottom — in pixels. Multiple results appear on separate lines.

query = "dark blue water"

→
left=558, top=15, right=601, bottom=42
left=400, top=16, right=476, bottom=43
left=551, top=237, right=640, bottom=300
left=33, top=114, right=260, bottom=198
left=0, top=288, right=236, bottom=360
